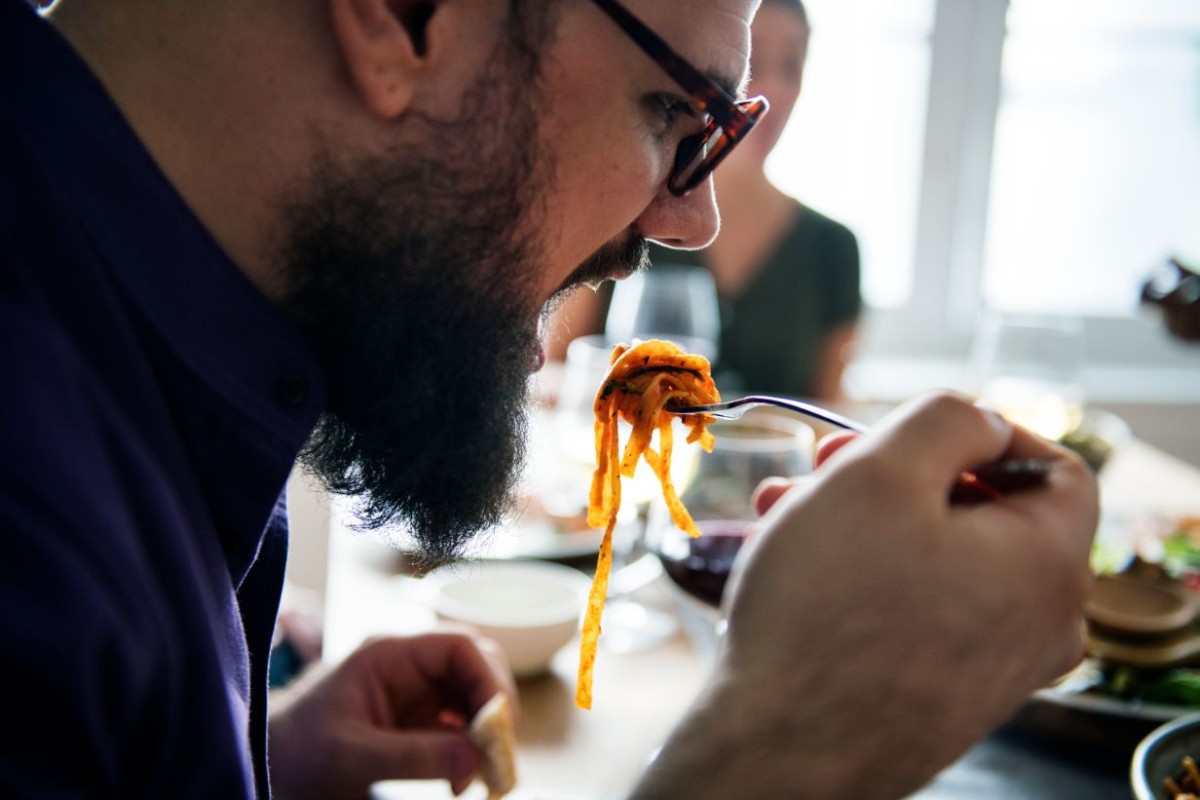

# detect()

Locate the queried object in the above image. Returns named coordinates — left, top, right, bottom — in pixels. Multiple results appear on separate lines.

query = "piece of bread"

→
left=468, top=693, right=517, bottom=800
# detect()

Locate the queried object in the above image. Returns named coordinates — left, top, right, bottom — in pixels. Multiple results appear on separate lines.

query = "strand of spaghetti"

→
left=578, top=392, right=622, bottom=709
left=574, top=518, right=615, bottom=711
left=631, top=373, right=677, bottom=461
left=621, top=378, right=664, bottom=474
left=606, top=398, right=621, bottom=521
left=587, top=398, right=617, bottom=528
left=654, top=415, right=701, bottom=537
left=684, top=414, right=715, bottom=448
left=642, top=416, right=701, bottom=537
left=619, top=394, right=657, bottom=476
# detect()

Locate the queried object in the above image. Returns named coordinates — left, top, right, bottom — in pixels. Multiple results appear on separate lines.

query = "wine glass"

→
left=605, top=264, right=721, bottom=361
left=650, top=410, right=814, bottom=656
left=971, top=312, right=1086, bottom=441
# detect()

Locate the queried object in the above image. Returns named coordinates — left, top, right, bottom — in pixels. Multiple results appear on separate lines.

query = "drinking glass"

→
left=971, top=312, right=1086, bottom=441
left=650, top=411, right=814, bottom=616
left=605, top=264, right=721, bottom=361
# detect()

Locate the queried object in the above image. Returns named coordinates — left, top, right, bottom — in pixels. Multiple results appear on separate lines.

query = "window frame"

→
left=850, top=0, right=1200, bottom=404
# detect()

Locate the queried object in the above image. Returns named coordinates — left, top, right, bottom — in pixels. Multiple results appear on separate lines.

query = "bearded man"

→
left=0, top=0, right=1099, bottom=798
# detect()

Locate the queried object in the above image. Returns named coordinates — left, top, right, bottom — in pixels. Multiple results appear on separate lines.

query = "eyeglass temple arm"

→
left=589, top=0, right=748, bottom=128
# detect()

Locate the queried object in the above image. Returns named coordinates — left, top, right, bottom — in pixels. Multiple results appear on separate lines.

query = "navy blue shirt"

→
left=0, top=2, right=327, bottom=796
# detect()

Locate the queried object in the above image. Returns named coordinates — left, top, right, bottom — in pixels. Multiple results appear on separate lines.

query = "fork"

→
left=668, top=394, right=870, bottom=432
left=667, top=394, right=1052, bottom=499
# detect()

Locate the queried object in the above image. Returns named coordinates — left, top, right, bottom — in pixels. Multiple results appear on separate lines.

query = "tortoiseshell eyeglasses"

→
left=590, top=0, right=769, bottom=197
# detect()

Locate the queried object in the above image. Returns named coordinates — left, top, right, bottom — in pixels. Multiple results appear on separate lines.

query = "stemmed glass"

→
left=971, top=312, right=1086, bottom=441
left=605, top=264, right=722, bottom=361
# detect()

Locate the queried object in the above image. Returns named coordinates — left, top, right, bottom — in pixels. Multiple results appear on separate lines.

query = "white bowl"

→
left=422, top=560, right=591, bottom=678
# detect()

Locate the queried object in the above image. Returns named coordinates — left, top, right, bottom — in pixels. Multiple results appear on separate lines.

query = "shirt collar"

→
left=3, top=0, right=328, bottom=457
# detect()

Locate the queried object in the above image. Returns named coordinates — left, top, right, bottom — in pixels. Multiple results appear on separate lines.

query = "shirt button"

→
left=275, top=373, right=309, bottom=407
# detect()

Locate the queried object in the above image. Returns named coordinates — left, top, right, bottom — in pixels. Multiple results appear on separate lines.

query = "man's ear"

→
left=330, top=0, right=441, bottom=119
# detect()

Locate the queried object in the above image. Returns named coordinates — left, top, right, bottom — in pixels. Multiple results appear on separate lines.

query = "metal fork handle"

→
left=671, top=394, right=1052, bottom=501
left=672, top=394, right=871, bottom=433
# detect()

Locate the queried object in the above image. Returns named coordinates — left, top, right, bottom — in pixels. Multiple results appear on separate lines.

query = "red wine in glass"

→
left=658, top=520, right=753, bottom=607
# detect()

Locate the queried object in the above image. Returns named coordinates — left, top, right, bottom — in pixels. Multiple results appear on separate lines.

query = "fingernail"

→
left=980, top=406, right=1012, bottom=438
left=756, top=476, right=791, bottom=494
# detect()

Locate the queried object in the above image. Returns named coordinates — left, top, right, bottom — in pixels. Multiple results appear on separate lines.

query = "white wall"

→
left=1094, top=402, right=1200, bottom=469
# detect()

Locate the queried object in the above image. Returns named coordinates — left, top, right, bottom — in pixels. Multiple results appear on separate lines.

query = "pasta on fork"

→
left=575, top=339, right=720, bottom=710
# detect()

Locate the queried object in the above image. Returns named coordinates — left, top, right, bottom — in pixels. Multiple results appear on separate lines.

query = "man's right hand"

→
left=268, top=632, right=515, bottom=800
left=633, top=392, right=1098, bottom=799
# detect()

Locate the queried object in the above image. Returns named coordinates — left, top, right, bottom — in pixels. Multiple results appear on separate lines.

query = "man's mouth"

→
left=530, top=235, right=649, bottom=374
left=549, top=235, right=651, bottom=302
left=593, top=261, right=640, bottom=288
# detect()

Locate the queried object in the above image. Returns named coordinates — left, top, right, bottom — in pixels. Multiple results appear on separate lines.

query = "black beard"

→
left=279, top=46, right=546, bottom=565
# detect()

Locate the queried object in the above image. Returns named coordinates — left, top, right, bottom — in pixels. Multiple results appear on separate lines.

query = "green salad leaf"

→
left=1163, top=533, right=1200, bottom=573
left=1097, top=665, right=1200, bottom=706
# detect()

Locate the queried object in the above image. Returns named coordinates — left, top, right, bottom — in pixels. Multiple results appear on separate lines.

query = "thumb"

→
left=350, top=728, right=481, bottom=796
left=872, top=393, right=1014, bottom=494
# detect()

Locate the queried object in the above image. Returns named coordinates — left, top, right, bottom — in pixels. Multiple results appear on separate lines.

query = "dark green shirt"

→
left=648, top=201, right=861, bottom=398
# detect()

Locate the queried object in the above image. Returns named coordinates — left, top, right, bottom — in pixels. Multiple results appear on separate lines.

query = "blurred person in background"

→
left=549, top=0, right=862, bottom=400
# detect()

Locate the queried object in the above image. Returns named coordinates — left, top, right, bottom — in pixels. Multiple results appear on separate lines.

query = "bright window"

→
left=764, top=0, right=1200, bottom=400
left=765, top=0, right=935, bottom=309
left=983, top=0, right=1200, bottom=316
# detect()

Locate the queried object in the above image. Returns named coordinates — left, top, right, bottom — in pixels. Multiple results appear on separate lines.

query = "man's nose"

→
left=632, top=177, right=721, bottom=250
